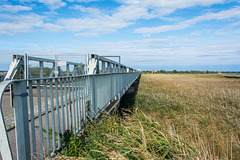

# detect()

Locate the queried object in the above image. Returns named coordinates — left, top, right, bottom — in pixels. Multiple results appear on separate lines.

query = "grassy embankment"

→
left=55, top=74, right=240, bottom=159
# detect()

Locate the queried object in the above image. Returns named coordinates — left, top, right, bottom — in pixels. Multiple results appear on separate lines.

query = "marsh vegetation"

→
left=134, top=74, right=239, bottom=159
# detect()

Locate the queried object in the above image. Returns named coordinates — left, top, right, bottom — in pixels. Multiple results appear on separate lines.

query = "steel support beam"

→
left=13, top=81, right=31, bottom=160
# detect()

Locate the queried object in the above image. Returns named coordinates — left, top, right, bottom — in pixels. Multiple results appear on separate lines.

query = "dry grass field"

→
left=136, top=74, right=240, bottom=159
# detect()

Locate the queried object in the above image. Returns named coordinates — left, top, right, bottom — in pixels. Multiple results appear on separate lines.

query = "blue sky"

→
left=0, top=0, right=240, bottom=71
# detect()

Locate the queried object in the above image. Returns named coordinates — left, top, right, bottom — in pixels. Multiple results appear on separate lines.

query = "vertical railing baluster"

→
left=83, top=76, right=86, bottom=123
left=37, top=80, right=44, bottom=160
left=80, top=77, right=84, bottom=127
left=55, top=79, right=61, bottom=148
left=75, top=77, right=79, bottom=131
left=86, top=76, right=88, bottom=121
left=92, top=75, right=96, bottom=116
left=43, top=79, right=50, bottom=156
left=29, top=80, right=36, bottom=159
left=49, top=79, right=56, bottom=151
left=60, top=78, right=65, bottom=134
left=64, top=78, right=69, bottom=130
left=89, top=76, right=92, bottom=118
left=78, top=77, right=81, bottom=130
left=72, top=77, right=76, bottom=133
left=68, top=77, right=72, bottom=131
left=86, top=76, right=88, bottom=120
left=87, top=76, right=90, bottom=118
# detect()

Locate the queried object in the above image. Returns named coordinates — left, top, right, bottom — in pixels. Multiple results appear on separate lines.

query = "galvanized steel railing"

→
left=0, top=54, right=141, bottom=160
left=5, top=54, right=86, bottom=81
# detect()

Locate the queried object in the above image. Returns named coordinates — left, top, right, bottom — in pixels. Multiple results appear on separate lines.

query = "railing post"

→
left=24, top=54, right=28, bottom=80
left=12, top=81, right=31, bottom=160
left=54, top=54, right=58, bottom=77
left=40, top=61, right=44, bottom=84
left=91, top=76, right=96, bottom=116
left=67, top=64, right=70, bottom=76
left=39, top=61, right=44, bottom=79
left=88, top=54, right=99, bottom=74
left=112, top=64, right=115, bottom=73
left=102, top=61, right=105, bottom=73
left=107, top=62, right=111, bottom=73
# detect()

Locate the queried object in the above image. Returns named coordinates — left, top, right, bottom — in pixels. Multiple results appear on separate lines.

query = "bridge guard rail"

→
left=0, top=72, right=141, bottom=160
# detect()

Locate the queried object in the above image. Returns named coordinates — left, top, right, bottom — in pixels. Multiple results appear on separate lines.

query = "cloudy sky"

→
left=0, top=0, right=240, bottom=71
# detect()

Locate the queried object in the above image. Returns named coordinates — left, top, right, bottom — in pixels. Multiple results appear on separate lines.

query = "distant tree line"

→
left=142, top=70, right=240, bottom=74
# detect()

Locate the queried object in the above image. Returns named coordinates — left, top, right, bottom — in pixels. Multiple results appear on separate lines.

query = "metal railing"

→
left=4, top=54, right=86, bottom=81
left=0, top=54, right=141, bottom=160
left=88, top=54, right=136, bottom=74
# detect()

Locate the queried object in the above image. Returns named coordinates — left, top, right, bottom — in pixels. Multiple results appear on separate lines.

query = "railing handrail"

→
left=14, top=54, right=85, bottom=66
left=0, top=80, right=14, bottom=160
left=2, top=72, right=137, bottom=84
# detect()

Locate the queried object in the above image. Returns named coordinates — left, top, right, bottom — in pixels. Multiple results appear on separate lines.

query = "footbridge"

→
left=0, top=54, right=141, bottom=160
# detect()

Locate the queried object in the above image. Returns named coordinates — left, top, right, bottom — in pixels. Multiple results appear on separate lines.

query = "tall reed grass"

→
left=135, top=74, right=239, bottom=159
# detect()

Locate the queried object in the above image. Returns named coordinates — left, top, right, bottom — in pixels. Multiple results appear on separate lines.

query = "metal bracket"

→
left=12, top=92, right=28, bottom=97
left=11, top=91, right=28, bottom=108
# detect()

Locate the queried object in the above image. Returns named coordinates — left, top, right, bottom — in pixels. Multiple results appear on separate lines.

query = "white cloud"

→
left=59, top=3, right=176, bottom=35
left=1, top=36, right=239, bottom=69
left=60, top=0, right=228, bottom=36
left=112, top=5, right=149, bottom=21
left=70, top=5, right=102, bottom=16
left=57, top=16, right=132, bottom=33
left=57, top=4, right=149, bottom=34
left=0, top=5, right=32, bottom=12
left=235, top=29, right=240, bottom=33
left=1, top=0, right=237, bottom=37
left=0, top=13, right=62, bottom=35
left=67, top=0, right=100, bottom=2
left=19, top=0, right=34, bottom=2
left=135, top=6, right=240, bottom=34
left=139, top=0, right=225, bottom=8
left=41, top=23, right=63, bottom=32
left=117, top=0, right=225, bottom=15
left=0, top=14, right=42, bottom=35
left=74, top=32, right=98, bottom=36
left=87, top=37, right=240, bottom=67
left=19, top=0, right=66, bottom=10
left=38, top=0, right=66, bottom=10
left=117, top=0, right=225, bottom=8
